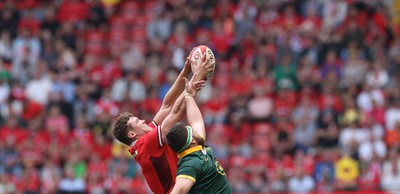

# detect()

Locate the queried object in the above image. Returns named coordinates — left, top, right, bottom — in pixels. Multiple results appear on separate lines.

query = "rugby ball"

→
left=189, top=45, right=216, bottom=80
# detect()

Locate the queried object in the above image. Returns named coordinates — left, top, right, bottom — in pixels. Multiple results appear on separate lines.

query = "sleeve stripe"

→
left=152, top=121, right=158, bottom=127
left=157, top=125, right=163, bottom=147
left=177, top=175, right=196, bottom=183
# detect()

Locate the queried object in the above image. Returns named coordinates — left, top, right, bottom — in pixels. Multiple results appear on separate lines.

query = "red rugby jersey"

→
left=129, top=121, right=179, bottom=194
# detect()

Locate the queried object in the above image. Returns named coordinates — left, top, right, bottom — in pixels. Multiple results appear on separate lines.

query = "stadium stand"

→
left=0, top=0, right=400, bottom=193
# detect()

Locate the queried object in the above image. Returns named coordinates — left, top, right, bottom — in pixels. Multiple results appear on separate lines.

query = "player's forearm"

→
left=170, top=188, right=187, bottom=194
left=160, top=92, right=186, bottom=142
left=185, top=95, right=206, bottom=139
left=170, top=178, right=194, bottom=194
left=171, top=92, right=186, bottom=115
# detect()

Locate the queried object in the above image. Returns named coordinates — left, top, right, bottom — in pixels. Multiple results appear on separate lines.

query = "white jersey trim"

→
left=157, top=125, right=163, bottom=147
left=151, top=121, right=163, bottom=147
left=151, top=121, right=158, bottom=127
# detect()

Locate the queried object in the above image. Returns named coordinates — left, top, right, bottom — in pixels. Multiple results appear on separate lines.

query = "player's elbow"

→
left=161, top=101, right=173, bottom=111
left=159, top=104, right=174, bottom=117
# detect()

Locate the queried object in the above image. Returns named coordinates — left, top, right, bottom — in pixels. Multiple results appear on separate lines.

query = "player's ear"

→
left=127, top=131, right=137, bottom=139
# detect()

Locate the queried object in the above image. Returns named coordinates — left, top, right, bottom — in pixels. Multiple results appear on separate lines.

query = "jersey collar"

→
left=129, top=140, right=138, bottom=157
left=178, top=145, right=203, bottom=158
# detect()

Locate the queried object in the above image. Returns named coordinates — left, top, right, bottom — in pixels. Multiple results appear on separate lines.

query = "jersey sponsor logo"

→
left=215, top=161, right=226, bottom=176
left=149, top=152, right=173, bottom=193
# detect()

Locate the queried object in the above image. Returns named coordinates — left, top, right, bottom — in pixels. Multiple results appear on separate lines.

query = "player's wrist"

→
left=185, top=93, right=195, bottom=99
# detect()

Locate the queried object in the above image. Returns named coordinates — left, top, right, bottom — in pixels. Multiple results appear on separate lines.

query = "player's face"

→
left=127, top=117, right=151, bottom=137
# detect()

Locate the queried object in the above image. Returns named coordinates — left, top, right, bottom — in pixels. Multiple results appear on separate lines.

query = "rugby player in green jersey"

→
left=165, top=73, right=232, bottom=194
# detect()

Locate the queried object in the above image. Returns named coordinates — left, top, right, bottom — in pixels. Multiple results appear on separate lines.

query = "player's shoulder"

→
left=178, top=155, right=202, bottom=171
left=179, top=149, right=207, bottom=166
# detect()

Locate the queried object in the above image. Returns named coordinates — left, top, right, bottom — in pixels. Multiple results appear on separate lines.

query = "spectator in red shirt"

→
left=21, top=98, right=43, bottom=122
left=276, top=5, right=302, bottom=31
left=58, top=0, right=90, bottom=23
left=318, top=83, right=343, bottom=113
left=202, top=87, right=229, bottom=125
left=18, top=164, right=41, bottom=194
left=45, top=105, right=69, bottom=135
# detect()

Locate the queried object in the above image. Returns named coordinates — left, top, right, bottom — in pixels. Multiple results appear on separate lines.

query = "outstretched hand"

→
left=183, top=47, right=196, bottom=73
left=195, top=58, right=215, bottom=81
left=183, top=74, right=206, bottom=97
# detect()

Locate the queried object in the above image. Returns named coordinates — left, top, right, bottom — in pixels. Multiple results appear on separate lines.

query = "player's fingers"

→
left=195, top=84, right=204, bottom=90
left=196, top=85, right=201, bottom=89
left=207, top=63, right=215, bottom=70
left=196, top=80, right=206, bottom=84
left=183, top=77, right=189, bottom=84
left=206, top=58, right=211, bottom=65
left=192, top=73, right=198, bottom=81
left=201, top=57, right=209, bottom=66
left=194, top=84, right=202, bottom=89
left=195, top=81, right=205, bottom=86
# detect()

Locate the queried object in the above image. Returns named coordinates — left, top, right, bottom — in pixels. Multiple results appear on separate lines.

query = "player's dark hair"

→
left=112, top=112, right=134, bottom=145
left=166, top=122, right=188, bottom=153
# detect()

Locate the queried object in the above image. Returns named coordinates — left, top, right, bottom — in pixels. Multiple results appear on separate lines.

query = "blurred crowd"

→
left=0, top=0, right=400, bottom=193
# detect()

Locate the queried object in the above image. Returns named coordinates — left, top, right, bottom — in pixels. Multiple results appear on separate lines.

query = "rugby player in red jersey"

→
left=112, top=55, right=213, bottom=194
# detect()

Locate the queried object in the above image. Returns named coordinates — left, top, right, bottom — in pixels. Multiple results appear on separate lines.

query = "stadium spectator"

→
left=291, top=96, right=318, bottom=152
left=381, top=148, right=400, bottom=191
left=0, top=2, right=20, bottom=38
left=386, top=99, right=400, bottom=131
left=58, top=167, right=86, bottom=194
left=335, top=150, right=359, bottom=191
left=288, top=165, right=315, bottom=192
left=358, top=153, right=382, bottom=191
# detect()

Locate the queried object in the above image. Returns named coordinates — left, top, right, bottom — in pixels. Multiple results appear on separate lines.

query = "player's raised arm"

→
left=152, top=56, right=192, bottom=125
left=184, top=69, right=212, bottom=141
left=160, top=74, right=205, bottom=142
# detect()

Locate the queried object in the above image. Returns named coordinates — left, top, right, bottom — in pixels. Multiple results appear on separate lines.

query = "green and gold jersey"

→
left=176, top=145, right=232, bottom=194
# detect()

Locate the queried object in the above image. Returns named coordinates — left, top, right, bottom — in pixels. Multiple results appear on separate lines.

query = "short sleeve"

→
left=176, top=159, right=200, bottom=183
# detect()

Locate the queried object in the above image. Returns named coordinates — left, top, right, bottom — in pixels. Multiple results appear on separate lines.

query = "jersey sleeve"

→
left=176, top=159, right=200, bottom=183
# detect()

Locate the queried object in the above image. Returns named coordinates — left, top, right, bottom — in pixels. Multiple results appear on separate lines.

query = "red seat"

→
left=130, top=28, right=146, bottom=41
left=131, top=16, right=148, bottom=28
left=144, top=1, right=157, bottom=17
left=109, top=16, right=126, bottom=29
left=120, top=1, right=140, bottom=23
left=17, top=0, right=40, bottom=9
left=121, top=1, right=140, bottom=10
left=85, top=44, right=105, bottom=56
left=85, top=30, right=105, bottom=42
left=19, top=18, right=40, bottom=35
left=144, top=1, right=157, bottom=9
left=253, top=123, right=272, bottom=134
left=109, top=29, right=126, bottom=42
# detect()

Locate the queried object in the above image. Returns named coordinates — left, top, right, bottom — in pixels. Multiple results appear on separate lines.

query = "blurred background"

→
left=0, top=0, right=400, bottom=193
